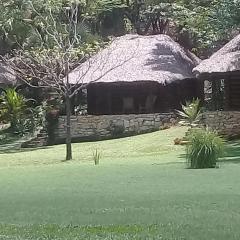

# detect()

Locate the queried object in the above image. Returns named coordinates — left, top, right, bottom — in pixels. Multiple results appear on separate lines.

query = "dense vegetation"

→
left=0, top=0, right=240, bottom=56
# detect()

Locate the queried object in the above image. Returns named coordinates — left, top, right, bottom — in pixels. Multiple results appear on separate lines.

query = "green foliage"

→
left=175, top=0, right=240, bottom=54
left=26, top=103, right=47, bottom=133
left=109, top=123, right=125, bottom=137
left=1, top=0, right=239, bottom=55
left=176, top=98, right=201, bottom=127
left=186, top=128, right=225, bottom=169
left=0, top=0, right=104, bottom=53
left=0, top=88, right=43, bottom=135
left=92, top=148, right=101, bottom=165
left=92, top=0, right=126, bottom=13
left=0, top=88, right=28, bottom=128
left=122, top=0, right=240, bottom=54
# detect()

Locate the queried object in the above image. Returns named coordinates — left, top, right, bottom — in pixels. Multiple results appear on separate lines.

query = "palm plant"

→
left=176, top=98, right=202, bottom=128
left=0, top=88, right=32, bottom=133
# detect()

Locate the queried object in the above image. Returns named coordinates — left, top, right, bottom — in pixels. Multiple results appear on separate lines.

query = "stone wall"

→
left=54, top=113, right=177, bottom=143
left=202, top=111, right=240, bottom=138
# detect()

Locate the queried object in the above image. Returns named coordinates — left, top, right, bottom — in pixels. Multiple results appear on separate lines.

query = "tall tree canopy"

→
left=0, top=0, right=240, bottom=55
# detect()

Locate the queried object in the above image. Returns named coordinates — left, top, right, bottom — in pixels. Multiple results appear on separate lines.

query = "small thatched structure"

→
left=69, top=34, right=203, bottom=115
left=0, top=62, right=17, bottom=88
left=193, top=34, right=240, bottom=110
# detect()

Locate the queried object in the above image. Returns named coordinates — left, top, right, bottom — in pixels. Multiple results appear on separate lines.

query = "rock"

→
left=56, top=113, right=178, bottom=141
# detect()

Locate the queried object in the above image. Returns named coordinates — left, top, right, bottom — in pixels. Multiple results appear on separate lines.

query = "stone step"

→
left=20, top=128, right=48, bottom=149
left=35, top=136, right=47, bottom=140
left=21, top=141, right=47, bottom=148
left=39, top=130, right=47, bottom=135
left=0, top=127, right=49, bottom=151
left=37, top=133, right=47, bottom=137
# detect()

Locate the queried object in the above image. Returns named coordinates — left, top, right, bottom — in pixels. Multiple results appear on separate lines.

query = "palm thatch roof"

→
left=68, top=34, right=200, bottom=86
left=0, top=62, right=17, bottom=87
left=193, top=34, right=240, bottom=78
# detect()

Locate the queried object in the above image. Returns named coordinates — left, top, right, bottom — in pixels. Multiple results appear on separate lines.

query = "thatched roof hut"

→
left=193, top=34, right=240, bottom=110
left=193, top=34, right=240, bottom=78
left=69, top=34, right=200, bottom=85
left=69, top=34, right=203, bottom=115
left=0, top=62, right=17, bottom=88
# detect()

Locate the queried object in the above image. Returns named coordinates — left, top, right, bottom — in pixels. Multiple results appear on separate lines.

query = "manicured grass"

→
left=0, top=127, right=240, bottom=239
left=0, top=126, right=186, bottom=167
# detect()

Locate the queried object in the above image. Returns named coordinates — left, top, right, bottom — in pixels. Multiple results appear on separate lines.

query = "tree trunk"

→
left=65, top=94, right=72, bottom=161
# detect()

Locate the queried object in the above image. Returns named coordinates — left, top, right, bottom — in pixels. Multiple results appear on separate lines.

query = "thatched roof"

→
left=0, top=62, right=17, bottom=87
left=68, top=34, right=200, bottom=85
left=193, top=34, right=240, bottom=78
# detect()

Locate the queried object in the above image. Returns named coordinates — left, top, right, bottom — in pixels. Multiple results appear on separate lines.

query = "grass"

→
left=0, top=126, right=240, bottom=239
left=0, top=126, right=185, bottom=167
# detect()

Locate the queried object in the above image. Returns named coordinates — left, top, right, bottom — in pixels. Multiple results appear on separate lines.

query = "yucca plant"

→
left=176, top=98, right=202, bottom=128
left=186, top=128, right=225, bottom=169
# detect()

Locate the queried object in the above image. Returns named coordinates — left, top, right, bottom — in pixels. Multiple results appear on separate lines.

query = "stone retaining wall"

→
left=54, top=113, right=177, bottom=143
left=202, top=111, right=240, bottom=138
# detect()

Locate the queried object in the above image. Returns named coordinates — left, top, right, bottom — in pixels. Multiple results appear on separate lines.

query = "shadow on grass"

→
left=179, top=153, right=186, bottom=160
left=0, top=146, right=53, bottom=154
left=220, top=140, right=240, bottom=164
left=178, top=141, right=240, bottom=165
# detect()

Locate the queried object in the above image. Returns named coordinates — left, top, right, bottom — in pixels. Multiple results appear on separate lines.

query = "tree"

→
left=5, top=2, right=95, bottom=160
left=82, top=0, right=127, bottom=36
left=1, top=0, right=240, bottom=56
left=121, top=0, right=240, bottom=55
left=0, top=0, right=59, bottom=53
left=4, top=1, right=133, bottom=161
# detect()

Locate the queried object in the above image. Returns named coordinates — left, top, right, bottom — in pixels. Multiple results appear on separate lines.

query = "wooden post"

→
left=224, top=77, right=230, bottom=110
left=107, top=90, right=112, bottom=114
left=65, top=93, right=72, bottom=161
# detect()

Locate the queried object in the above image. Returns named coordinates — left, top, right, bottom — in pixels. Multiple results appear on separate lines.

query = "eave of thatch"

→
left=193, top=34, right=240, bottom=79
left=68, top=34, right=200, bottom=86
left=0, top=61, right=17, bottom=87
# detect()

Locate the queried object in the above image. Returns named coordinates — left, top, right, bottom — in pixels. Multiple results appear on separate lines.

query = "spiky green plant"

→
left=93, top=149, right=101, bottom=165
left=176, top=98, right=202, bottom=128
left=0, top=88, right=33, bottom=133
left=0, top=88, right=26, bottom=127
left=186, top=128, right=225, bottom=169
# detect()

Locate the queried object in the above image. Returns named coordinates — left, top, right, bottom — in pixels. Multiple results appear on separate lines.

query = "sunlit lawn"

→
left=0, top=126, right=240, bottom=239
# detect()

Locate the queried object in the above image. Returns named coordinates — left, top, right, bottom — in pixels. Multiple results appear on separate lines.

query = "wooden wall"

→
left=227, top=74, right=240, bottom=110
left=87, top=79, right=203, bottom=115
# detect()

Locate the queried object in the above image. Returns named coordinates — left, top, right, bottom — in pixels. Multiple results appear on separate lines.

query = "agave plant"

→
left=176, top=98, right=202, bottom=128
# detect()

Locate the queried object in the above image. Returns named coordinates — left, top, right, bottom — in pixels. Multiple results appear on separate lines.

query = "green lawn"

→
left=0, top=127, right=240, bottom=239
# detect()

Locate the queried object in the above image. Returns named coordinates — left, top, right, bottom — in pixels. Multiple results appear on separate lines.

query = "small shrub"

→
left=93, top=149, right=101, bottom=165
left=186, top=128, right=225, bottom=169
left=109, top=123, right=125, bottom=137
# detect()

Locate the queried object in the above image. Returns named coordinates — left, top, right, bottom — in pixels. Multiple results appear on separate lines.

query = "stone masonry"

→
left=54, top=113, right=177, bottom=143
left=202, top=111, right=240, bottom=138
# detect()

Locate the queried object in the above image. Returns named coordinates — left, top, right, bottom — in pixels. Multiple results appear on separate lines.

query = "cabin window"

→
left=205, top=79, right=225, bottom=110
